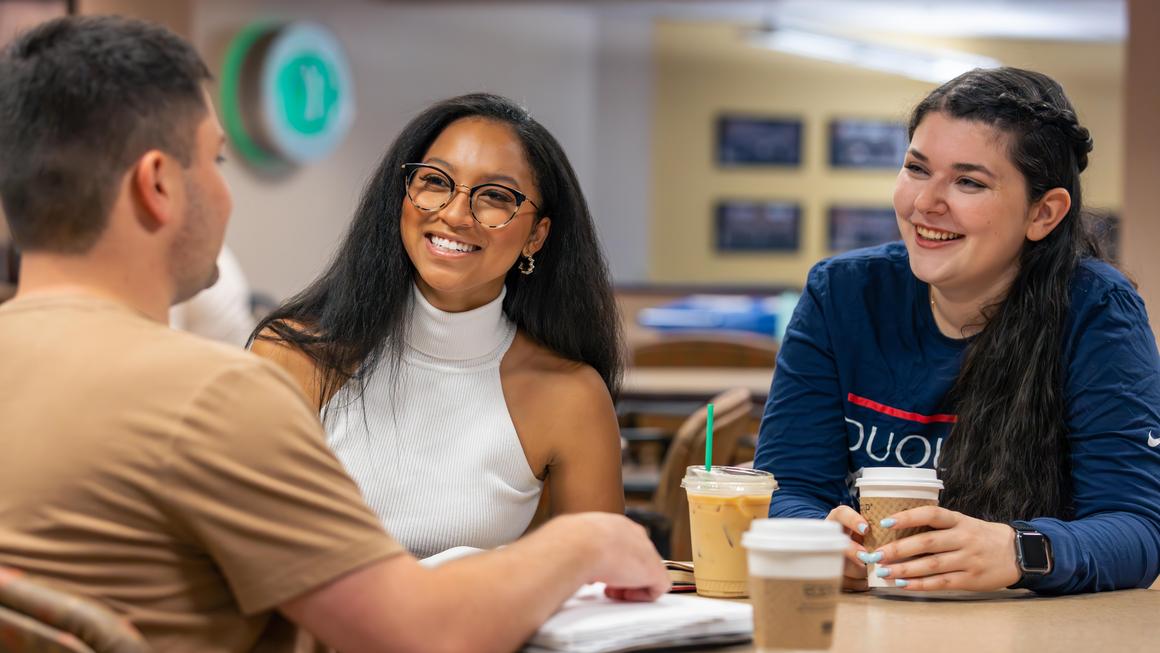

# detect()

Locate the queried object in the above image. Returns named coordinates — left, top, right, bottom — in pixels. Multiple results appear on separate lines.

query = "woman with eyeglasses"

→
left=250, top=93, right=625, bottom=558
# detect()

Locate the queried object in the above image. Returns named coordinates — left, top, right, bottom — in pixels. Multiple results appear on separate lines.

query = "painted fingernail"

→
left=857, top=522, right=868, bottom=534
left=894, top=579, right=909, bottom=588
left=856, top=551, right=883, bottom=564
left=876, top=566, right=892, bottom=578
left=880, top=518, right=897, bottom=528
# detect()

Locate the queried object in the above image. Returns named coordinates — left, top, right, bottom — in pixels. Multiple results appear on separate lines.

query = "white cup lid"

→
left=854, top=466, right=944, bottom=490
left=741, top=518, right=850, bottom=552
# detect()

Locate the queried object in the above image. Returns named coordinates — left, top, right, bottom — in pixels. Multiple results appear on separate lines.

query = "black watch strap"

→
left=1009, top=523, right=1053, bottom=589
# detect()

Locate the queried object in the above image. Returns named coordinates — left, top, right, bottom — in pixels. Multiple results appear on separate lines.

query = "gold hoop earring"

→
left=518, top=254, right=535, bottom=276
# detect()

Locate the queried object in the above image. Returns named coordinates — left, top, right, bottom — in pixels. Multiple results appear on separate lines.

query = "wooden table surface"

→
left=620, top=367, right=775, bottom=401
left=705, top=588, right=1156, bottom=652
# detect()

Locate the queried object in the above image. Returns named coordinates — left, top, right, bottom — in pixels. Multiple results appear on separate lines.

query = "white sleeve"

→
left=169, top=246, right=257, bottom=347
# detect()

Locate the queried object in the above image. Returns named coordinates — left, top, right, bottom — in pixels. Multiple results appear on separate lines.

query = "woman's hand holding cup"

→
left=871, top=506, right=1021, bottom=591
left=825, top=505, right=870, bottom=591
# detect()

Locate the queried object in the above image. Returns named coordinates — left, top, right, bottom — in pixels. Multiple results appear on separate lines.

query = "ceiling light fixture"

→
left=748, top=26, right=1001, bottom=84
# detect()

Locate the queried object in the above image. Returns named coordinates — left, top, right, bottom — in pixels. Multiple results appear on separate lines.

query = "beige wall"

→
left=1, top=0, right=72, bottom=277
left=77, top=0, right=192, bottom=38
left=1122, top=0, right=1160, bottom=342
left=71, top=0, right=654, bottom=297
left=651, top=21, right=1124, bottom=287
left=0, top=1, right=67, bottom=44
left=191, top=0, right=609, bottom=299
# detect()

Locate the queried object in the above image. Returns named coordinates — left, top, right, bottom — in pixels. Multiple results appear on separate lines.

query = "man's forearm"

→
left=282, top=513, right=665, bottom=653
left=425, top=517, right=599, bottom=653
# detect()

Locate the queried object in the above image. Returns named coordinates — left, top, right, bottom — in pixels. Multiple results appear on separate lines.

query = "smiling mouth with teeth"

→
left=915, top=225, right=964, bottom=241
left=428, top=234, right=481, bottom=253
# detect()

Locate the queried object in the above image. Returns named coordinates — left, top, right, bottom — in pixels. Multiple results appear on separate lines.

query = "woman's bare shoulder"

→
left=251, top=321, right=314, bottom=365
left=504, top=331, right=613, bottom=409
left=249, top=321, right=325, bottom=408
left=502, top=330, right=621, bottom=478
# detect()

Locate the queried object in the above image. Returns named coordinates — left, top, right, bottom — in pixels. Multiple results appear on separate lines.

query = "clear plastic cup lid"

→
left=680, top=465, right=777, bottom=494
left=741, top=518, right=850, bottom=552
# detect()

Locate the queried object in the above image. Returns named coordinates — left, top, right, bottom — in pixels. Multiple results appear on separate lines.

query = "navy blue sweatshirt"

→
left=755, top=242, right=1160, bottom=594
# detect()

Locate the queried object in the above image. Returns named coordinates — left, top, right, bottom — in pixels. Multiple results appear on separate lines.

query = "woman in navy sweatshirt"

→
left=755, top=67, right=1160, bottom=595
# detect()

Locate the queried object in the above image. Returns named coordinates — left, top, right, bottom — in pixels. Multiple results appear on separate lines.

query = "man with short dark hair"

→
left=0, top=16, right=668, bottom=653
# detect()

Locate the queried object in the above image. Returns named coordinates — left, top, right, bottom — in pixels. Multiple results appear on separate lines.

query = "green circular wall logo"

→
left=222, top=21, right=355, bottom=166
left=279, top=54, right=338, bottom=135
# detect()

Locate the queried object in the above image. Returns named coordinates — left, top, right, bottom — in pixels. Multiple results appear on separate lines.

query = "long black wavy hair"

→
left=913, top=67, right=1105, bottom=523
left=252, top=93, right=623, bottom=410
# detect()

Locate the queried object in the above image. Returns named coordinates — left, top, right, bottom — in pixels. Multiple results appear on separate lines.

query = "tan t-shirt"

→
left=0, top=294, right=404, bottom=652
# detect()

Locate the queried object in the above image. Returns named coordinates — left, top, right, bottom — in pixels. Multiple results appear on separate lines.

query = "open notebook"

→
left=420, top=547, right=753, bottom=653
left=524, top=583, right=752, bottom=653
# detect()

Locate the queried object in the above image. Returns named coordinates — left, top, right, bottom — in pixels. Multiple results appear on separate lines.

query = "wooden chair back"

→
left=632, top=333, right=778, bottom=368
left=0, top=567, right=150, bottom=653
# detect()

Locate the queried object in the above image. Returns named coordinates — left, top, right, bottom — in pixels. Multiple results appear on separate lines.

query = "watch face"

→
left=1020, top=532, right=1051, bottom=572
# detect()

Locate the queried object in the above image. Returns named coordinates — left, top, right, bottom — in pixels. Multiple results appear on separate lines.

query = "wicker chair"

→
left=0, top=567, right=150, bottom=653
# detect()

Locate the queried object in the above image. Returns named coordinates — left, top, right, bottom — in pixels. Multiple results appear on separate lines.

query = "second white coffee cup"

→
left=742, top=519, right=848, bottom=652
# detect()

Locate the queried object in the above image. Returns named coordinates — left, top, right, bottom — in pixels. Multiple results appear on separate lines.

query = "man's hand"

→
left=555, top=512, right=671, bottom=601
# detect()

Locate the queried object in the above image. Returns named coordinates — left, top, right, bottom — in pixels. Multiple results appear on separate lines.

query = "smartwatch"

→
left=1009, top=525, right=1053, bottom=588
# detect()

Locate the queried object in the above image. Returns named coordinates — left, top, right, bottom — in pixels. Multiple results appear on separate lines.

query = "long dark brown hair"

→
left=251, top=93, right=622, bottom=412
left=913, top=68, right=1104, bottom=522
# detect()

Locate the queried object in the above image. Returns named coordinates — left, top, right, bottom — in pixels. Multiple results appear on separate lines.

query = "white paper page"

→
left=526, top=584, right=752, bottom=653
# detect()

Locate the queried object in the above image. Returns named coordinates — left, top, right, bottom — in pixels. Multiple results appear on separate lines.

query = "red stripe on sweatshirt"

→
left=847, top=393, right=958, bottom=424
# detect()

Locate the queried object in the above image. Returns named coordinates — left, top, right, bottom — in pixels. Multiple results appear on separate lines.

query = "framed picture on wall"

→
left=717, top=115, right=803, bottom=167
left=716, top=200, right=801, bottom=252
left=829, top=118, right=909, bottom=169
left=828, top=205, right=900, bottom=252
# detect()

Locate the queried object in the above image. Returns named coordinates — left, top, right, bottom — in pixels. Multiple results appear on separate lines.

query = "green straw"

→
left=705, top=403, right=714, bottom=472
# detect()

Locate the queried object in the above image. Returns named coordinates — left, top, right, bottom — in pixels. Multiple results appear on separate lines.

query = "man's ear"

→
left=1026, top=188, right=1071, bottom=242
left=524, top=216, right=551, bottom=256
left=131, top=151, right=178, bottom=232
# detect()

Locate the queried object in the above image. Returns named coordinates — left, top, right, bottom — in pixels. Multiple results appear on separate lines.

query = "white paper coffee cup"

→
left=855, top=468, right=943, bottom=587
left=742, top=519, right=848, bottom=652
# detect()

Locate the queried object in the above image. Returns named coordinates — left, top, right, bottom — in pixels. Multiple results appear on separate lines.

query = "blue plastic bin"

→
left=636, top=293, right=799, bottom=339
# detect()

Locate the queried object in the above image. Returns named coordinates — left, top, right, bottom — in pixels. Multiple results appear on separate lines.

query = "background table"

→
left=621, top=367, right=774, bottom=403
left=707, top=588, right=1157, bottom=652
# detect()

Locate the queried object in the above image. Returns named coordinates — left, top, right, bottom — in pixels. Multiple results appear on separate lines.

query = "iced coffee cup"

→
left=854, top=467, right=943, bottom=587
left=742, top=519, right=848, bottom=652
left=681, top=466, right=777, bottom=598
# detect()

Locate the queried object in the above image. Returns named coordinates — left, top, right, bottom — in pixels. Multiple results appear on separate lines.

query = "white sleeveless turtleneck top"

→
left=323, top=286, right=543, bottom=558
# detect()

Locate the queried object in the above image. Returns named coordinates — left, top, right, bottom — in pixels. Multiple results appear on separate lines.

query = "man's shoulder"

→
left=123, top=327, right=306, bottom=412
left=0, top=294, right=289, bottom=394
left=137, top=326, right=270, bottom=374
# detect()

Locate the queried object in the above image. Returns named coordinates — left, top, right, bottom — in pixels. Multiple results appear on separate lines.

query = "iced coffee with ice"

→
left=681, top=466, right=777, bottom=598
